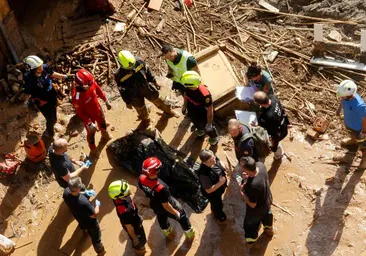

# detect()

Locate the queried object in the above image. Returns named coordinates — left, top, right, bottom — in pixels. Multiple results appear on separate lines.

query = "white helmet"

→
left=337, top=80, right=357, bottom=97
left=24, top=55, right=43, bottom=70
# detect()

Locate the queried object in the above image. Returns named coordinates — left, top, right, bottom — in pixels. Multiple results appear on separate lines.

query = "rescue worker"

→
left=72, top=69, right=112, bottom=152
left=253, top=91, right=289, bottom=161
left=23, top=55, right=71, bottom=137
left=138, top=157, right=195, bottom=241
left=114, top=50, right=180, bottom=128
left=108, top=180, right=147, bottom=254
left=63, top=177, right=105, bottom=255
left=333, top=80, right=366, bottom=171
left=246, top=61, right=274, bottom=95
left=161, top=44, right=200, bottom=94
left=228, top=119, right=259, bottom=162
left=181, top=71, right=219, bottom=146
left=198, top=149, right=227, bottom=223
left=239, top=156, right=273, bottom=247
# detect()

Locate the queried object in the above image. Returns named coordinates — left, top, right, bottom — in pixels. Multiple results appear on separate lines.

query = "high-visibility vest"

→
left=166, top=49, right=193, bottom=83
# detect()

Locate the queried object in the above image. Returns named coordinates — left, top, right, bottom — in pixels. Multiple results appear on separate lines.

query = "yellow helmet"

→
left=181, top=71, right=201, bottom=88
left=108, top=179, right=130, bottom=199
left=118, top=50, right=136, bottom=69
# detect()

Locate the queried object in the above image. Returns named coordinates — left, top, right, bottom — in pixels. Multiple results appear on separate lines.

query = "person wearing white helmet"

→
left=114, top=50, right=180, bottom=129
left=23, top=55, right=71, bottom=138
left=333, top=80, right=366, bottom=171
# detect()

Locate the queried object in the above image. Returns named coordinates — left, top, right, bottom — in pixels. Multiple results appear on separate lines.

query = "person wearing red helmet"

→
left=138, top=157, right=195, bottom=241
left=72, top=69, right=113, bottom=152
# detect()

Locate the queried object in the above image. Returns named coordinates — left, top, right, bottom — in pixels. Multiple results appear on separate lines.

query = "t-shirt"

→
left=24, top=64, right=57, bottom=105
left=63, top=187, right=97, bottom=229
left=342, top=93, right=366, bottom=132
left=199, top=158, right=226, bottom=190
left=173, top=49, right=198, bottom=70
left=234, top=125, right=256, bottom=161
left=48, top=145, right=76, bottom=188
left=114, top=196, right=140, bottom=226
left=244, top=162, right=272, bottom=216
left=258, top=95, right=288, bottom=140
left=185, top=85, right=212, bottom=108
left=249, top=70, right=274, bottom=95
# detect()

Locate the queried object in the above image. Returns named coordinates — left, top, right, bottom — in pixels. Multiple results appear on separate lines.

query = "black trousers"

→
left=243, top=210, right=273, bottom=243
left=207, top=185, right=226, bottom=221
left=86, top=220, right=104, bottom=253
left=38, top=102, right=57, bottom=136
left=187, top=103, right=219, bottom=139
left=122, top=216, right=147, bottom=250
left=155, top=208, right=191, bottom=231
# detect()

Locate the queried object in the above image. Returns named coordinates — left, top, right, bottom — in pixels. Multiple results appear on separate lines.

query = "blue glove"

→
left=95, top=199, right=101, bottom=207
left=85, top=189, right=96, bottom=197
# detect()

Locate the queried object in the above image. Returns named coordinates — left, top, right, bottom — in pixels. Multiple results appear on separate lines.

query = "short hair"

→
left=253, top=91, right=269, bottom=105
left=240, top=156, right=256, bottom=171
left=199, top=149, right=214, bottom=162
left=161, top=44, right=174, bottom=54
left=68, top=176, right=84, bottom=192
left=246, top=61, right=262, bottom=78
left=228, top=119, right=240, bottom=129
left=53, top=138, right=68, bottom=151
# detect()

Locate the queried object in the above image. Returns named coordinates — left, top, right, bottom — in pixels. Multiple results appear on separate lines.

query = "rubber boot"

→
left=332, top=152, right=356, bottom=164
left=136, top=105, right=152, bottom=130
left=341, top=137, right=357, bottom=147
left=161, top=226, right=176, bottom=240
left=356, top=151, right=366, bottom=172
left=184, top=228, right=195, bottom=241
left=152, top=98, right=180, bottom=118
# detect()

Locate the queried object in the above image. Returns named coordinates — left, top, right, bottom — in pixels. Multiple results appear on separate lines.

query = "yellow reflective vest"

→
left=166, top=49, right=193, bottom=83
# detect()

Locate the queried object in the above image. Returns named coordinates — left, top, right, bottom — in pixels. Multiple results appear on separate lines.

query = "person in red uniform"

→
left=181, top=71, right=219, bottom=146
left=138, top=157, right=195, bottom=241
left=108, top=180, right=146, bottom=254
left=72, top=69, right=112, bottom=152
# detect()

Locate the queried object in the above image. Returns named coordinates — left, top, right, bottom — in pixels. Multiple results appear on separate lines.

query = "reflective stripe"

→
left=166, top=49, right=192, bottom=82
left=263, top=226, right=272, bottom=229
left=120, top=63, right=145, bottom=82
left=245, top=237, right=258, bottom=243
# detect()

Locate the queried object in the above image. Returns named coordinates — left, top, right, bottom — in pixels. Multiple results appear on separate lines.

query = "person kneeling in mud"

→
left=138, top=157, right=195, bottom=241
left=108, top=180, right=146, bottom=254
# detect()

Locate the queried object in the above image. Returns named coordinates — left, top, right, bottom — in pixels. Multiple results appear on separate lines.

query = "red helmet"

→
left=75, top=69, right=94, bottom=86
left=142, top=157, right=162, bottom=176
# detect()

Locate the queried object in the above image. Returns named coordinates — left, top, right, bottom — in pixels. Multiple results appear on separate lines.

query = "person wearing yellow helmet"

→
left=181, top=71, right=219, bottom=146
left=114, top=50, right=180, bottom=129
left=108, top=180, right=146, bottom=254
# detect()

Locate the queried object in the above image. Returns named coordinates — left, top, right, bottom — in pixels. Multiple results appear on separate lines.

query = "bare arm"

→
left=262, top=82, right=271, bottom=93
left=125, top=224, right=137, bottom=240
left=90, top=204, right=100, bottom=218
left=61, top=166, right=87, bottom=182
left=206, top=105, right=214, bottom=124
left=205, top=176, right=226, bottom=194
left=162, top=202, right=179, bottom=217
left=50, top=72, right=67, bottom=79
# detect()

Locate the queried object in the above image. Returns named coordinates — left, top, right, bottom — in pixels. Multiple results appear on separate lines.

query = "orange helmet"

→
left=75, top=69, right=94, bottom=86
left=142, top=157, right=162, bottom=176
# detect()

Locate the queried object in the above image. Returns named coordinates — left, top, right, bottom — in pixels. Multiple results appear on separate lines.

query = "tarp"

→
left=107, top=129, right=209, bottom=213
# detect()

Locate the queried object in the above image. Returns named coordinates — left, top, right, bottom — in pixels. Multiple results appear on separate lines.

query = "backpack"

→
left=240, top=122, right=271, bottom=158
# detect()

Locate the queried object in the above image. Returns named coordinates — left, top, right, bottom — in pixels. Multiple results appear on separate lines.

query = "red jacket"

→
left=71, top=82, right=107, bottom=124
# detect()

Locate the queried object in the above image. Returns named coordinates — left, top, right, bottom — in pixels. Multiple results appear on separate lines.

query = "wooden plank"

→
left=148, top=0, right=163, bottom=11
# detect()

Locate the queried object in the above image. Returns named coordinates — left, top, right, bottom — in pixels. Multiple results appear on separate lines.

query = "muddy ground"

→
left=1, top=0, right=366, bottom=255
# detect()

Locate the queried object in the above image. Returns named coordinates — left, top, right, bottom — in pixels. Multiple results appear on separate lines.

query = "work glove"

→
left=87, top=123, right=97, bottom=133
left=181, top=106, right=187, bottom=115
left=85, top=159, right=92, bottom=168
left=85, top=189, right=96, bottom=197
left=105, top=100, right=112, bottom=110
left=205, top=123, right=214, bottom=133
left=24, top=101, right=30, bottom=108
left=95, top=199, right=101, bottom=207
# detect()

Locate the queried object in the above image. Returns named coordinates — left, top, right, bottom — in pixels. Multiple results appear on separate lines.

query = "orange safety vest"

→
left=25, top=139, right=46, bottom=163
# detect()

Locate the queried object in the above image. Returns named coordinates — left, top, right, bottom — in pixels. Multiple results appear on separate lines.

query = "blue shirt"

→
left=249, top=70, right=274, bottom=95
left=342, top=93, right=366, bottom=132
